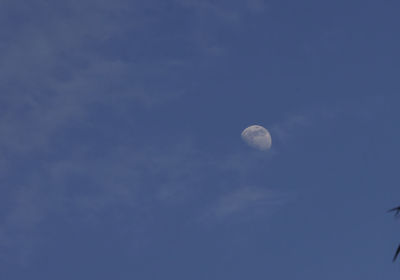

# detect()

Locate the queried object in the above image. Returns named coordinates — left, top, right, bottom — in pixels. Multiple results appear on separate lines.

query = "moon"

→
left=241, top=125, right=272, bottom=151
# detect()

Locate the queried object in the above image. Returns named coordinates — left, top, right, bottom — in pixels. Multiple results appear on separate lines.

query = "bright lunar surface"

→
left=241, top=125, right=272, bottom=151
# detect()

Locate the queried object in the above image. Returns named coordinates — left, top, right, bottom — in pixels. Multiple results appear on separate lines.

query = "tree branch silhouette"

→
left=388, top=206, right=400, bottom=262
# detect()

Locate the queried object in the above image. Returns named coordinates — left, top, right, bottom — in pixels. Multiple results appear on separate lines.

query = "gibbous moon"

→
left=241, top=125, right=272, bottom=151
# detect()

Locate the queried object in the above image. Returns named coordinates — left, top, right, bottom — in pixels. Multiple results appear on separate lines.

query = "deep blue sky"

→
left=1, top=0, right=400, bottom=279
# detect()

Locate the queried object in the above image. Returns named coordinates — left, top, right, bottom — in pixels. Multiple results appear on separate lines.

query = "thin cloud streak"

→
left=0, top=0, right=276, bottom=264
left=200, top=186, right=291, bottom=224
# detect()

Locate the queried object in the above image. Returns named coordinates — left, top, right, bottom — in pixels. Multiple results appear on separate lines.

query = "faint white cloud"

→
left=201, top=186, right=290, bottom=223
left=174, top=0, right=268, bottom=55
left=176, top=0, right=267, bottom=18
left=0, top=183, right=58, bottom=264
left=0, top=139, right=212, bottom=259
left=0, top=131, right=284, bottom=262
left=246, top=0, right=267, bottom=13
left=268, top=97, right=385, bottom=150
left=0, top=0, right=275, bottom=264
left=0, top=0, right=191, bottom=157
left=268, top=114, right=311, bottom=149
left=0, top=0, right=195, bottom=262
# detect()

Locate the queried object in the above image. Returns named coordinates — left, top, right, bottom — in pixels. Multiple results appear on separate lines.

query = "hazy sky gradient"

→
left=1, top=0, right=400, bottom=279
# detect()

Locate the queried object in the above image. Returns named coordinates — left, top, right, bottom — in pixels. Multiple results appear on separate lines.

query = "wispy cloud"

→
left=174, top=0, right=268, bottom=54
left=0, top=0, right=196, bottom=262
left=0, top=0, right=275, bottom=264
left=176, top=0, right=267, bottom=18
left=0, top=2, right=191, bottom=155
left=0, top=134, right=284, bottom=262
left=201, top=186, right=290, bottom=223
left=270, top=114, right=311, bottom=145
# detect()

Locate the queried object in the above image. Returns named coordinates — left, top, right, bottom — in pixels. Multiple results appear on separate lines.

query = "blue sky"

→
left=1, top=0, right=400, bottom=279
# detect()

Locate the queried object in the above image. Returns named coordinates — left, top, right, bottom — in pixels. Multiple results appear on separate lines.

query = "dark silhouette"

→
left=394, top=245, right=400, bottom=262
left=389, top=205, right=400, bottom=262
left=388, top=206, right=400, bottom=217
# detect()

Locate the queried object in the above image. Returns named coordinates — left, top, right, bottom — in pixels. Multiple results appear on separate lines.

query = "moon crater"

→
left=241, top=125, right=272, bottom=151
